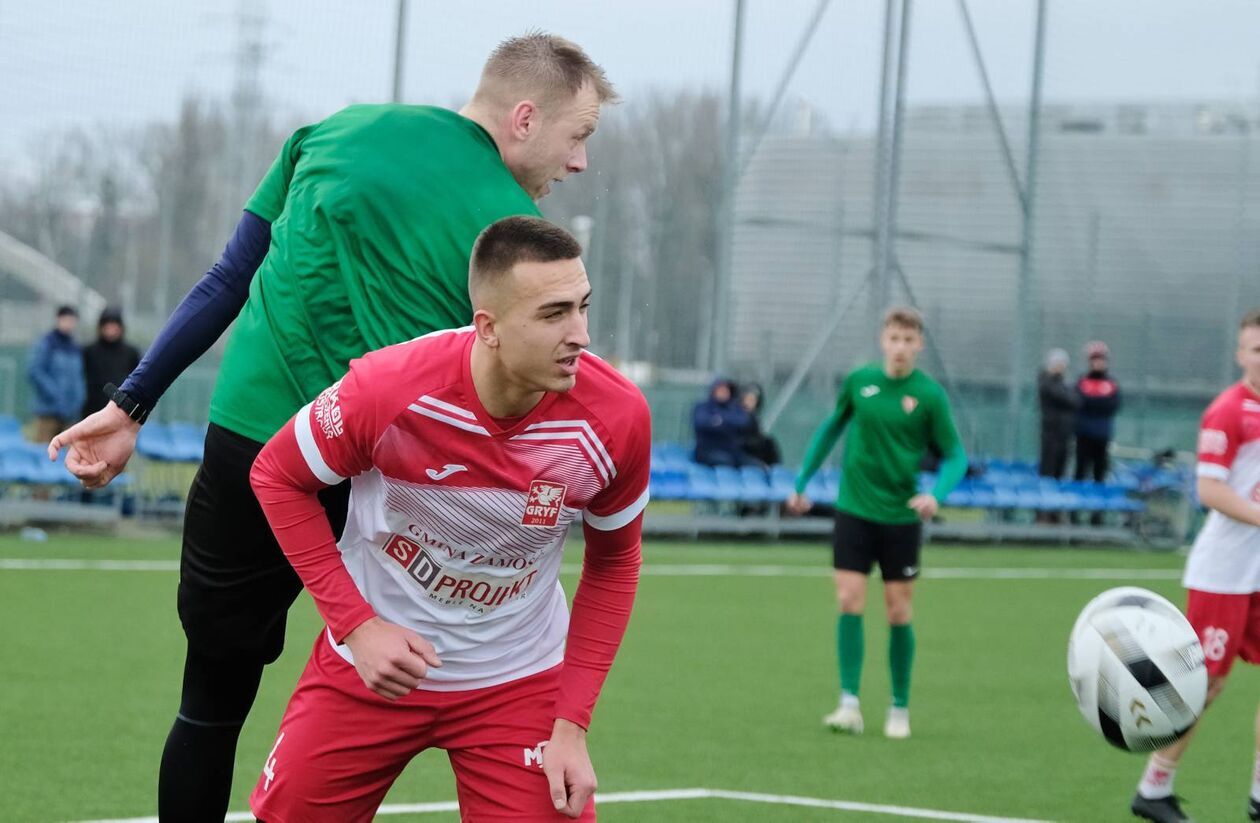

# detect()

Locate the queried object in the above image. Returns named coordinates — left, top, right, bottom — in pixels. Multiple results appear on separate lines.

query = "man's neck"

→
left=469, top=341, right=544, bottom=419
left=1245, top=375, right=1260, bottom=397
left=883, top=362, right=913, bottom=380
left=459, top=103, right=506, bottom=157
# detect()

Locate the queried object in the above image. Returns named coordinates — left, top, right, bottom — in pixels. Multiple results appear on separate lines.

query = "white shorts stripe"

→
left=294, top=402, right=345, bottom=485
left=584, top=486, right=650, bottom=531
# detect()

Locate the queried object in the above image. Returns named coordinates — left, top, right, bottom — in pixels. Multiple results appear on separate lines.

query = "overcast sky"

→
left=3, top=0, right=1259, bottom=172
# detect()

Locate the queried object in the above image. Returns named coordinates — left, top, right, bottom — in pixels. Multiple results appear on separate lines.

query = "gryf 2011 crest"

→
left=522, top=480, right=567, bottom=527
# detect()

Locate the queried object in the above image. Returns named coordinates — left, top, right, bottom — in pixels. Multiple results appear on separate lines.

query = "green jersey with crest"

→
left=210, top=104, right=541, bottom=443
left=795, top=363, right=967, bottom=525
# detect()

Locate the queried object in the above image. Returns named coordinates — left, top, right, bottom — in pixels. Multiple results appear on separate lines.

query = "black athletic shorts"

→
left=832, top=510, right=922, bottom=581
left=178, top=423, right=349, bottom=663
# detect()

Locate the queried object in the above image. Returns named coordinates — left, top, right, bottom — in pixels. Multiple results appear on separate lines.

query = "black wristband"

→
left=103, top=382, right=152, bottom=425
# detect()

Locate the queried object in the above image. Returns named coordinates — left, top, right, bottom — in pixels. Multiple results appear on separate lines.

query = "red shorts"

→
left=1186, top=589, right=1260, bottom=677
left=250, top=634, right=595, bottom=823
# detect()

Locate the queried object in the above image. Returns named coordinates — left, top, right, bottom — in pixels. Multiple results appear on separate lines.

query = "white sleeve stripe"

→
left=294, top=402, right=345, bottom=485
left=1196, top=462, right=1230, bottom=481
left=583, top=486, right=650, bottom=531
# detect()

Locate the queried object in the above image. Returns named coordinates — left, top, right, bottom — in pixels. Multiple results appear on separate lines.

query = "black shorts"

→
left=832, top=511, right=922, bottom=581
left=178, top=423, right=349, bottom=663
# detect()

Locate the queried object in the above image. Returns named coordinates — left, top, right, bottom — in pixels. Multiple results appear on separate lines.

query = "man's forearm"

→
left=555, top=517, right=643, bottom=729
left=122, top=211, right=271, bottom=408
left=1199, top=478, right=1260, bottom=528
left=249, top=420, right=376, bottom=641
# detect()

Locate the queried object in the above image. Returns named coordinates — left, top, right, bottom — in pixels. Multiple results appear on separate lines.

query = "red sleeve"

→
left=582, top=392, right=651, bottom=531
left=248, top=358, right=394, bottom=642
left=555, top=514, right=643, bottom=730
left=1197, top=392, right=1241, bottom=481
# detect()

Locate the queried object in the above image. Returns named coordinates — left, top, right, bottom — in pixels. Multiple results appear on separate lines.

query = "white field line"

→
left=2, top=557, right=1180, bottom=581
left=71, top=786, right=1053, bottom=823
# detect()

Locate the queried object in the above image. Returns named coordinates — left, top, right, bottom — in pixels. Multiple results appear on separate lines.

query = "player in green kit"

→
left=48, top=33, right=617, bottom=821
left=788, top=306, right=967, bottom=739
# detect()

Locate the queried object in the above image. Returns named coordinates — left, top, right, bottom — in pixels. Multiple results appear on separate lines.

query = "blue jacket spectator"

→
left=28, top=305, right=85, bottom=440
left=692, top=378, right=752, bottom=467
left=1074, top=340, right=1120, bottom=488
left=1074, top=342, right=1121, bottom=441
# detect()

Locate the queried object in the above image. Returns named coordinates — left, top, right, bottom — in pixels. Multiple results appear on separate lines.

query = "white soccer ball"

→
left=1067, top=586, right=1207, bottom=752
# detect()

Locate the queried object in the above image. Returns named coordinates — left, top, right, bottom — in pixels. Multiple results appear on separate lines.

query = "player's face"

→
left=515, top=82, right=601, bottom=199
left=880, top=323, right=923, bottom=375
left=1237, top=326, right=1260, bottom=388
left=496, top=258, right=592, bottom=394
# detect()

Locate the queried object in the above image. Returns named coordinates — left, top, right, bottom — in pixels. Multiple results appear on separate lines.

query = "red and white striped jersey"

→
left=292, top=327, right=651, bottom=689
left=1185, top=381, right=1260, bottom=594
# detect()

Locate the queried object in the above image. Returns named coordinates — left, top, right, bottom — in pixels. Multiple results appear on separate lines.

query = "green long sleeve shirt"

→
left=795, top=363, right=967, bottom=525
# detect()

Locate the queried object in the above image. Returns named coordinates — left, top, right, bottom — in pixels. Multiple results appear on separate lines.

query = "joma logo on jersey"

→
left=522, top=480, right=567, bottom=527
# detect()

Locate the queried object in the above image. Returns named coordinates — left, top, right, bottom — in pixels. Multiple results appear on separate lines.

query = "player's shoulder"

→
left=568, top=351, right=650, bottom=426
left=844, top=362, right=882, bottom=388
left=1202, top=382, right=1251, bottom=423
left=912, top=369, right=948, bottom=398
left=352, top=327, right=471, bottom=386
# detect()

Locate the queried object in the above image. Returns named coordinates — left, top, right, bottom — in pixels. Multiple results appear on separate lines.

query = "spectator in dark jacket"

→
left=692, top=378, right=752, bottom=467
left=27, top=305, right=84, bottom=444
left=1038, top=348, right=1077, bottom=479
left=81, top=307, right=142, bottom=419
left=1074, top=340, right=1121, bottom=484
left=738, top=383, right=781, bottom=468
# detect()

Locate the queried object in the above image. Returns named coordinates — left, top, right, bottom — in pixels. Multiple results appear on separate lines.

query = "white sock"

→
left=1137, top=754, right=1177, bottom=800
left=888, top=706, right=908, bottom=720
left=1251, top=751, right=1260, bottom=801
left=841, top=693, right=859, bottom=710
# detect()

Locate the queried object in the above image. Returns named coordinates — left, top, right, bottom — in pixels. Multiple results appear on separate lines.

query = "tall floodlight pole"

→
left=1007, top=0, right=1048, bottom=458
left=392, top=0, right=409, bottom=103
left=867, top=0, right=898, bottom=349
left=881, top=0, right=912, bottom=311
left=711, top=0, right=746, bottom=375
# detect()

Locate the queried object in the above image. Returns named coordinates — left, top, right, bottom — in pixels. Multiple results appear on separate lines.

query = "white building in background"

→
left=728, top=101, right=1260, bottom=397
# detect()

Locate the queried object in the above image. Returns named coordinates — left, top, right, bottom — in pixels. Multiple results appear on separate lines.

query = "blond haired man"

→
left=49, top=33, right=618, bottom=822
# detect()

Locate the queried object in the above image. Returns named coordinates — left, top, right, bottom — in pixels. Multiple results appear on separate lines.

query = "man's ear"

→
left=473, top=308, right=500, bottom=349
left=509, top=100, right=539, bottom=141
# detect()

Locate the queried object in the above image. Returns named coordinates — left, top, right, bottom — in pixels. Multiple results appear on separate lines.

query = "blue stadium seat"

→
left=0, top=415, right=21, bottom=445
left=768, top=466, right=796, bottom=501
left=968, top=482, right=997, bottom=509
left=686, top=464, right=719, bottom=501
left=167, top=423, right=206, bottom=462
left=739, top=466, right=773, bottom=503
left=711, top=466, right=745, bottom=502
left=649, top=464, right=688, bottom=500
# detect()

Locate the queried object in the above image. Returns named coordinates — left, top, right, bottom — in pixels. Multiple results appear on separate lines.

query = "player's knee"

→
left=886, top=603, right=912, bottom=624
left=179, top=649, right=266, bottom=724
left=836, top=585, right=865, bottom=613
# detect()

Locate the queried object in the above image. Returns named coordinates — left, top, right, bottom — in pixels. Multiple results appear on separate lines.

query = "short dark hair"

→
left=56, top=305, right=78, bottom=319
left=469, top=216, right=583, bottom=300
left=1242, top=307, right=1260, bottom=330
left=883, top=305, right=923, bottom=333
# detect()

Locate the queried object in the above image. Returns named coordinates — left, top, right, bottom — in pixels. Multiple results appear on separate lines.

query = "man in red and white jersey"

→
left=247, top=216, right=650, bottom=822
left=1131, top=308, right=1260, bottom=823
